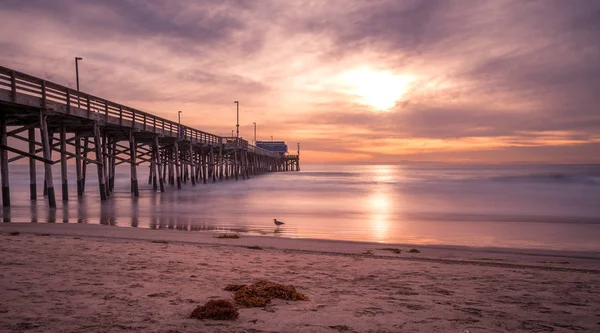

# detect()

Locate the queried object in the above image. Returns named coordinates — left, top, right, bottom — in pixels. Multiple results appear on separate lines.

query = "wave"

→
left=266, top=173, right=600, bottom=188
left=490, top=173, right=600, bottom=185
left=296, top=171, right=356, bottom=177
left=296, top=167, right=600, bottom=186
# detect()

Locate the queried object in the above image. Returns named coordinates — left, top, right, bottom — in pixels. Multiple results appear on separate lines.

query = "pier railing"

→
left=0, top=65, right=280, bottom=158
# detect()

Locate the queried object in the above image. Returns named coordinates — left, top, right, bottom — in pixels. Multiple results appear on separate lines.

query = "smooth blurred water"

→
left=1, top=164, right=600, bottom=250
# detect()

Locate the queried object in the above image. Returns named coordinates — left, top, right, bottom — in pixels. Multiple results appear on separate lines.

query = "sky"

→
left=1, top=0, right=599, bottom=164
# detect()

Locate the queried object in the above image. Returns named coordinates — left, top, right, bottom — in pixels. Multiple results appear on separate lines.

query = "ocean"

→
left=1, top=164, right=599, bottom=251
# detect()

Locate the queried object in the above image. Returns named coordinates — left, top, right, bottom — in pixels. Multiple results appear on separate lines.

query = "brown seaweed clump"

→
left=233, top=280, right=309, bottom=307
left=380, top=248, right=402, bottom=254
left=190, top=299, right=239, bottom=320
left=214, top=234, right=240, bottom=239
left=224, top=284, right=246, bottom=292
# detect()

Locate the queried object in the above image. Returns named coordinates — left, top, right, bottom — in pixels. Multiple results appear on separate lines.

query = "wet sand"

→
left=1, top=223, right=599, bottom=332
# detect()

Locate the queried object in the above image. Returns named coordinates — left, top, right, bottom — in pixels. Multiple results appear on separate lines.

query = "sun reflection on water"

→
left=371, top=165, right=395, bottom=182
left=367, top=165, right=399, bottom=242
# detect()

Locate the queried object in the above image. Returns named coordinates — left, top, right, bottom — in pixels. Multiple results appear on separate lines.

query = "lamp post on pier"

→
left=178, top=111, right=182, bottom=138
left=75, top=57, right=83, bottom=91
left=75, top=57, right=82, bottom=107
left=233, top=101, right=239, bottom=139
left=253, top=122, right=256, bottom=145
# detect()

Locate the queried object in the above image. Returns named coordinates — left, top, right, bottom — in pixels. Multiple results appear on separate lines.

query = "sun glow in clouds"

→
left=341, top=68, right=415, bottom=110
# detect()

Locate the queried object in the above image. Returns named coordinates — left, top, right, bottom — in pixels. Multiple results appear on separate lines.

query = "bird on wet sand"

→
left=274, top=219, right=285, bottom=226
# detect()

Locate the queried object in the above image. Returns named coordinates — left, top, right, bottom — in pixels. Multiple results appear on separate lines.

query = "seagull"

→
left=274, top=219, right=285, bottom=226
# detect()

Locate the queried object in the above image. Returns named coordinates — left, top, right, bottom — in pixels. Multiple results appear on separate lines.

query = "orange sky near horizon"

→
left=1, top=0, right=599, bottom=164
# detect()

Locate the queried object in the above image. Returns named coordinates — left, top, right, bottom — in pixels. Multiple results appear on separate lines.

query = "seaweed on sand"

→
left=190, top=299, right=239, bottom=320
left=215, top=234, right=240, bottom=239
left=232, top=280, right=309, bottom=307
left=224, top=284, right=246, bottom=292
left=380, top=248, right=402, bottom=254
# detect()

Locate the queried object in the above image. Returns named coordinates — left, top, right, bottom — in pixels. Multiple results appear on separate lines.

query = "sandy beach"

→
left=1, top=223, right=599, bottom=333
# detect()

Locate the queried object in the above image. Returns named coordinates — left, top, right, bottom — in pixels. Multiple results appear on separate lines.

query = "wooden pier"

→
left=0, top=65, right=300, bottom=208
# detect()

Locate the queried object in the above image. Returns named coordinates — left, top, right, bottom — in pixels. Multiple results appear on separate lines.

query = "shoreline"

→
left=1, top=223, right=599, bottom=271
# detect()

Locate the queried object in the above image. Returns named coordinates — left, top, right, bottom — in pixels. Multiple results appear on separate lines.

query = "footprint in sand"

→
left=394, top=286, right=419, bottom=296
left=353, top=307, right=392, bottom=317
left=518, top=320, right=556, bottom=332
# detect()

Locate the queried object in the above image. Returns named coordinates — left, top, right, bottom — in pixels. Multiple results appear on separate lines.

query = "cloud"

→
left=3, top=0, right=249, bottom=44
left=0, top=0, right=598, bottom=163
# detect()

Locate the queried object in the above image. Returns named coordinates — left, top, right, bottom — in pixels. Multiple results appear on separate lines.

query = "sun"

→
left=341, top=68, right=414, bottom=110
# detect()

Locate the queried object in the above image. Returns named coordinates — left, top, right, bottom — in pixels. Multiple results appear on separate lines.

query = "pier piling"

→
left=60, top=125, right=68, bottom=201
left=93, top=122, right=107, bottom=201
left=82, top=137, right=89, bottom=193
left=1, top=114, right=10, bottom=207
left=28, top=127, right=36, bottom=200
left=75, top=136, right=83, bottom=197
left=40, top=113, right=56, bottom=208
left=174, top=141, right=181, bottom=189
left=153, top=136, right=165, bottom=192
left=129, top=130, right=139, bottom=197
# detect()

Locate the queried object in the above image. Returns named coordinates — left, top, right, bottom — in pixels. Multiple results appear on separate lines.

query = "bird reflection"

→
left=274, top=218, right=285, bottom=233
